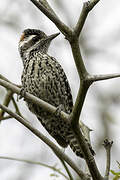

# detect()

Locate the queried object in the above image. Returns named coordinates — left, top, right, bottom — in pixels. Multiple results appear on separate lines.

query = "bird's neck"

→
left=21, top=47, right=48, bottom=66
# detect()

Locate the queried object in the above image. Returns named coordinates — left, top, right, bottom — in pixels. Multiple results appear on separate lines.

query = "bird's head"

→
left=18, top=28, right=60, bottom=57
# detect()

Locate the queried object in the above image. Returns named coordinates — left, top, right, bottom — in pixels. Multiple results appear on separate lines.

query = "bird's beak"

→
left=47, top=32, right=60, bottom=41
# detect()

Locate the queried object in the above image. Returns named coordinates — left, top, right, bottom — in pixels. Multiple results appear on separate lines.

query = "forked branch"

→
left=30, top=0, right=72, bottom=37
left=0, top=103, right=89, bottom=180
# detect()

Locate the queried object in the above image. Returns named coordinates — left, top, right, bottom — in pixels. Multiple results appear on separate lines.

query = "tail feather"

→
left=67, top=132, right=95, bottom=158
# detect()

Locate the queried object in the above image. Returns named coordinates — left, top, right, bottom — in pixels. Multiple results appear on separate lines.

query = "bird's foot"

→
left=17, top=87, right=26, bottom=101
left=54, top=104, right=64, bottom=118
left=61, top=147, right=65, bottom=153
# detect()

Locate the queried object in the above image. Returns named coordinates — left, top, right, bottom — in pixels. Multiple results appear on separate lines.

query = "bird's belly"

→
left=22, top=72, right=62, bottom=115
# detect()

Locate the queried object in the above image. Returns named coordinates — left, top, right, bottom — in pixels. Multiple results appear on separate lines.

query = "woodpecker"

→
left=18, top=28, right=95, bottom=158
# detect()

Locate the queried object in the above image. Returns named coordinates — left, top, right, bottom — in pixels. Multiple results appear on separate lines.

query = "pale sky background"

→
left=0, top=0, right=120, bottom=179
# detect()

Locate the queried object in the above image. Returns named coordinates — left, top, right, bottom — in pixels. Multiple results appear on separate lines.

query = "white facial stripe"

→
left=19, top=35, right=36, bottom=47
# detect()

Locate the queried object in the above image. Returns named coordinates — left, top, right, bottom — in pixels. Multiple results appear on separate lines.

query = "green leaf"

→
left=111, top=170, right=120, bottom=176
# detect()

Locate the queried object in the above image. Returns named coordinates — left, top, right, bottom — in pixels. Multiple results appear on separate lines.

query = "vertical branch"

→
left=70, top=79, right=91, bottom=125
left=70, top=39, right=88, bottom=78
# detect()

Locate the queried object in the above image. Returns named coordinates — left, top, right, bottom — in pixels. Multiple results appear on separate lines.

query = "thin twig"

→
left=0, top=103, right=89, bottom=180
left=87, top=73, right=120, bottom=82
left=0, top=74, right=11, bottom=82
left=12, top=97, right=23, bottom=116
left=60, top=159, right=74, bottom=180
left=0, top=156, right=69, bottom=180
left=0, top=115, right=12, bottom=120
left=74, top=0, right=100, bottom=37
left=0, top=90, right=13, bottom=119
left=11, top=97, right=32, bottom=124
left=102, top=139, right=113, bottom=180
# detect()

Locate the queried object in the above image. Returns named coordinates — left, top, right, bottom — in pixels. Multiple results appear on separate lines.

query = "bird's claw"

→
left=17, top=87, right=26, bottom=101
left=54, top=104, right=64, bottom=118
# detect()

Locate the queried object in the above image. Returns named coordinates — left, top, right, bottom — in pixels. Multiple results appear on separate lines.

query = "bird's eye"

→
left=32, top=36, right=39, bottom=42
